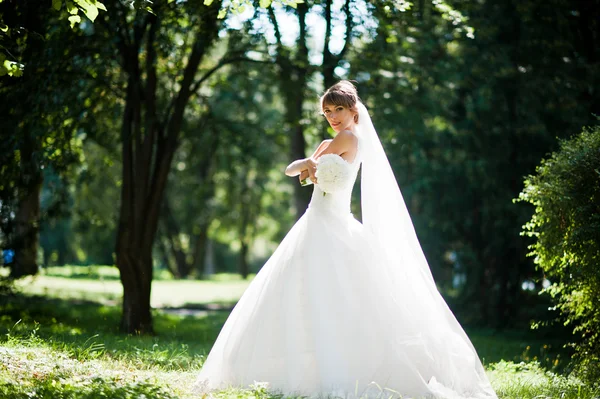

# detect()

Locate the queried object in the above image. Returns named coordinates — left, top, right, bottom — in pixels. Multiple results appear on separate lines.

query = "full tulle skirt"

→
left=194, top=206, right=497, bottom=399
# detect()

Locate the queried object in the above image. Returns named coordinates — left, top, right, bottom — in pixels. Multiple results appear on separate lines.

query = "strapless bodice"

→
left=307, top=148, right=361, bottom=216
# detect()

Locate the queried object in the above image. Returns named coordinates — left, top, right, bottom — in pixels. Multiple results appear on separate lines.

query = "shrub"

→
left=518, top=124, right=600, bottom=383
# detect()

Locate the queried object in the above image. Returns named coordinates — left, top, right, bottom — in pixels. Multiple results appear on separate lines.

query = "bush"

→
left=518, top=124, right=600, bottom=383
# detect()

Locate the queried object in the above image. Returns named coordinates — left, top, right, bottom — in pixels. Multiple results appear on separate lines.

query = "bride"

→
left=194, top=81, right=497, bottom=399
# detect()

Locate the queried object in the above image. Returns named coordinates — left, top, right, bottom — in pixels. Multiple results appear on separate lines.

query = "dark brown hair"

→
left=320, top=80, right=360, bottom=122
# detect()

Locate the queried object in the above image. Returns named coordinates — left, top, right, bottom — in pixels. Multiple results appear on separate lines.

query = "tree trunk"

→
left=192, top=227, right=208, bottom=277
left=239, top=241, right=249, bottom=280
left=11, top=172, right=43, bottom=278
left=321, top=0, right=353, bottom=140
left=238, top=170, right=254, bottom=280
left=270, top=3, right=311, bottom=218
left=204, top=238, right=215, bottom=276
left=162, top=200, right=191, bottom=278
left=108, top=2, right=221, bottom=333
left=290, top=123, right=310, bottom=216
left=157, top=233, right=179, bottom=277
left=118, top=250, right=153, bottom=334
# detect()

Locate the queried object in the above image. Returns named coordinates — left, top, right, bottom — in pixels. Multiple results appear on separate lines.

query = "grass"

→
left=15, top=266, right=251, bottom=308
left=0, top=266, right=599, bottom=398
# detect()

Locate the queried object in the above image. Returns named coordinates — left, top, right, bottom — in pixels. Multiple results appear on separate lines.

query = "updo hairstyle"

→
left=320, top=80, right=360, bottom=123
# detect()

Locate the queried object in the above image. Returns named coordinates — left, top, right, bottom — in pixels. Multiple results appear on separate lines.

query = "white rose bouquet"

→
left=315, top=154, right=351, bottom=196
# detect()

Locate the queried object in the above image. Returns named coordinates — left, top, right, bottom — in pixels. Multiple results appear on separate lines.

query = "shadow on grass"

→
left=0, top=291, right=574, bottom=374
left=0, top=293, right=230, bottom=370
left=466, top=327, right=574, bottom=373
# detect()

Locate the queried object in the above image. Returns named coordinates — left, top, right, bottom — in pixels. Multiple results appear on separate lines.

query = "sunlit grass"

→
left=1, top=269, right=599, bottom=398
left=14, top=267, right=252, bottom=308
left=488, top=361, right=598, bottom=399
left=0, top=295, right=221, bottom=398
left=38, top=265, right=255, bottom=282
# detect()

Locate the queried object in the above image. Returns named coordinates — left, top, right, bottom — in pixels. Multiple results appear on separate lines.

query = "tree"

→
left=0, top=0, right=108, bottom=76
left=265, top=0, right=359, bottom=217
left=267, top=3, right=312, bottom=216
left=97, top=0, right=300, bottom=332
left=0, top=1, right=86, bottom=277
left=519, top=124, right=600, bottom=382
left=90, top=1, right=226, bottom=333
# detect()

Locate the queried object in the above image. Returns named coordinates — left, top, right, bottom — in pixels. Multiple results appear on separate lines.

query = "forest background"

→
left=0, top=0, right=599, bottom=395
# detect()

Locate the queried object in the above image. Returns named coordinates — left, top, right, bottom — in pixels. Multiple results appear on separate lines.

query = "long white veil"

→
left=355, top=102, right=497, bottom=398
left=357, top=102, right=434, bottom=284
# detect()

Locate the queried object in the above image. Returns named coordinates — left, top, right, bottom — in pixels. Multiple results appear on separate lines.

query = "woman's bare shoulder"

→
left=335, top=130, right=358, bottom=145
left=335, top=130, right=358, bottom=141
left=317, top=130, right=358, bottom=159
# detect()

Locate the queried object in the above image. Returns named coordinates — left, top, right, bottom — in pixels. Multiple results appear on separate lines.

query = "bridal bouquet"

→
left=315, top=154, right=351, bottom=196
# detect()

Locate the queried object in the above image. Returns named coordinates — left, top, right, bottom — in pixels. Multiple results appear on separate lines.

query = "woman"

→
left=195, top=81, right=497, bottom=399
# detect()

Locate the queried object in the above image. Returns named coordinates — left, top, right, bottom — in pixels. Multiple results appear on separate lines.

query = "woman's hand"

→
left=286, top=139, right=331, bottom=181
left=304, top=158, right=318, bottom=184
left=299, top=169, right=309, bottom=183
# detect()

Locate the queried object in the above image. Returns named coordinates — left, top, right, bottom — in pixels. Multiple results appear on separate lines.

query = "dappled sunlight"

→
left=1, top=281, right=598, bottom=398
left=0, top=294, right=229, bottom=370
left=15, top=268, right=253, bottom=308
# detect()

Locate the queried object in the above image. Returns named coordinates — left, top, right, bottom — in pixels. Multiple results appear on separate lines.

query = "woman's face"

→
left=322, top=103, right=356, bottom=133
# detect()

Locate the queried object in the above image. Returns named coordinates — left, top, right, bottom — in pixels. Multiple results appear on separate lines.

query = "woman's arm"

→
left=285, top=158, right=309, bottom=177
left=285, top=139, right=332, bottom=177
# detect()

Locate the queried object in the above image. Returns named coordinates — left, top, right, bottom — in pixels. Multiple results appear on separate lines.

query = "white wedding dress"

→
left=195, top=104, right=497, bottom=399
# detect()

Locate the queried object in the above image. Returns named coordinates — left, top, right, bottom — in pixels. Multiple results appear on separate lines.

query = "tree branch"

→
left=267, top=7, right=283, bottom=48
left=338, top=0, right=353, bottom=60
left=139, top=13, right=160, bottom=201
left=323, top=0, right=332, bottom=60
left=189, top=56, right=271, bottom=97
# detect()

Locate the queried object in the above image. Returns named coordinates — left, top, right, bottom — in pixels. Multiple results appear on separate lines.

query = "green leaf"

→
left=0, top=24, right=8, bottom=33
left=217, top=8, right=227, bottom=19
left=52, top=0, right=62, bottom=10
left=95, top=1, right=107, bottom=11
left=3, top=59, right=23, bottom=77
left=259, top=0, right=272, bottom=8
left=204, top=0, right=214, bottom=5
left=76, top=0, right=99, bottom=22
left=68, top=14, right=82, bottom=28
left=66, top=1, right=78, bottom=14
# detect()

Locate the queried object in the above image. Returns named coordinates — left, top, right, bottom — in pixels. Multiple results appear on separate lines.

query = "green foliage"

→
left=0, top=0, right=106, bottom=77
left=206, top=0, right=305, bottom=19
left=488, top=360, right=599, bottom=399
left=52, top=0, right=108, bottom=28
left=349, top=0, right=600, bottom=328
left=0, top=370, right=175, bottom=399
left=518, top=125, right=600, bottom=383
left=0, top=6, right=87, bottom=271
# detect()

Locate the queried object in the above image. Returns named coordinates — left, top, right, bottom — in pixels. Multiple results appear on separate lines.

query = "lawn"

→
left=0, top=266, right=598, bottom=398
left=14, top=265, right=250, bottom=308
